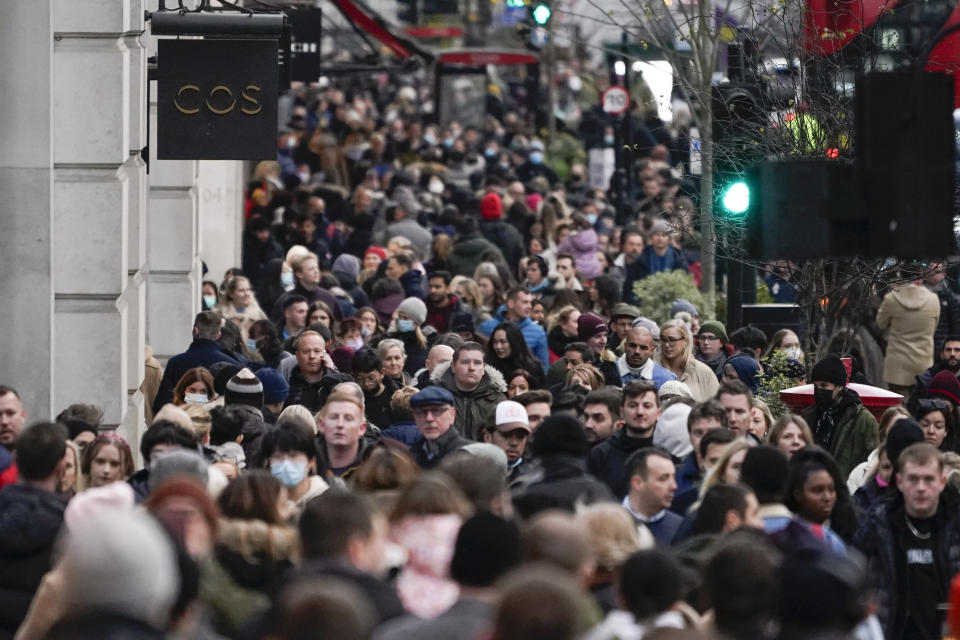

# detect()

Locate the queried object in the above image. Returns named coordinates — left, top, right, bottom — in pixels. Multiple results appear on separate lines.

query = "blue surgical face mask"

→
left=586, top=213, right=598, bottom=225
left=271, top=460, right=308, bottom=488
left=423, top=133, right=437, bottom=146
left=245, top=338, right=258, bottom=352
left=203, top=295, right=216, bottom=309
left=347, top=337, right=365, bottom=350
left=281, top=271, right=295, bottom=287
left=529, top=151, right=544, bottom=164
left=397, top=318, right=416, bottom=333
left=184, top=392, right=209, bottom=405
left=443, top=137, right=454, bottom=148
left=604, top=134, right=615, bottom=146
left=484, top=147, right=497, bottom=158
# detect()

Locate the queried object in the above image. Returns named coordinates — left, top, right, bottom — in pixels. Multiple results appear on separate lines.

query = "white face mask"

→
left=184, top=392, right=209, bottom=405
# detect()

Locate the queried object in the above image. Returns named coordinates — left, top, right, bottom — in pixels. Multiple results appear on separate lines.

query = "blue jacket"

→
left=674, top=452, right=701, bottom=495
left=152, top=339, right=240, bottom=414
left=399, top=270, right=426, bottom=300
left=622, top=246, right=689, bottom=305
left=479, top=308, right=550, bottom=373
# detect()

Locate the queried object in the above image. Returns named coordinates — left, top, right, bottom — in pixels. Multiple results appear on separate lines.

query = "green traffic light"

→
left=531, top=3, right=551, bottom=24
left=722, top=181, right=750, bottom=217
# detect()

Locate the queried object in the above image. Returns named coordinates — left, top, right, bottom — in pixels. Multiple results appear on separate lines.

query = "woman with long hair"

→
left=915, top=399, right=958, bottom=453
left=173, top=367, right=216, bottom=406
left=565, top=363, right=605, bottom=392
left=82, top=433, right=135, bottom=489
left=768, top=414, right=815, bottom=459
left=475, top=272, right=506, bottom=315
left=386, top=298, right=430, bottom=375
left=216, top=275, right=267, bottom=340
left=846, top=405, right=909, bottom=493
left=546, top=305, right=581, bottom=361
left=655, top=319, right=720, bottom=402
left=355, top=306, right=384, bottom=345
left=486, top=321, right=545, bottom=387
left=452, top=277, right=492, bottom=329
left=786, top=446, right=859, bottom=545
left=249, top=320, right=296, bottom=370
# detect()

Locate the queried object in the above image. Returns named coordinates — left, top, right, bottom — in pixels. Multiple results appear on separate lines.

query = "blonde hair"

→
left=64, top=440, right=86, bottom=493
left=321, top=390, right=365, bottom=416
left=658, top=319, right=693, bottom=366
left=286, top=245, right=310, bottom=267
left=454, top=277, right=483, bottom=311
left=751, top=398, right=774, bottom=437
left=699, top=437, right=755, bottom=499
left=547, top=305, right=580, bottom=333
left=182, top=404, right=212, bottom=439
left=576, top=503, right=646, bottom=572
left=277, top=404, right=318, bottom=435
left=768, top=414, right=814, bottom=448
left=566, top=363, right=604, bottom=391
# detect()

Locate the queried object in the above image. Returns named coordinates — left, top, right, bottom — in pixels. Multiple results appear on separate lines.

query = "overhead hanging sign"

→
left=288, top=8, right=322, bottom=82
left=157, top=39, right=279, bottom=160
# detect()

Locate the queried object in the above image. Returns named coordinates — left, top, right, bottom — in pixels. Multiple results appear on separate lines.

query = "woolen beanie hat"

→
left=929, top=370, right=960, bottom=405
left=211, top=363, right=243, bottom=396
left=153, top=404, right=194, bottom=432
left=698, top=320, right=728, bottom=343
left=450, top=512, right=522, bottom=588
left=885, top=418, right=925, bottom=466
left=577, top=312, right=608, bottom=342
left=654, top=403, right=693, bottom=458
left=332, top=253, right=361, bottom=281
left=458, top=442, right=509, bottom=476
left=365, top=246, right=387, bottom=262
left=60, top=508, right=179, bottom=628
left=531, top=415, right=590, bottom=457
left=397, top=297, right=427, bottom=326
left=658, top=380, right=694, bottom=401
left=671, top=298, right=699, bottom=318
left=64, top=482, right=136, bottom=532
left=810, top=355, right=847, bottom=387
left=480, top=192, right=503, bottom=220
left=255, top=367, right=290, bottom=406
left=225, top=368, right=264, bottom=409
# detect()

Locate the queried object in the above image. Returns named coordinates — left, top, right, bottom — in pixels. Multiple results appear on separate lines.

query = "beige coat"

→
left=217, top=302, right=267, bottom=340
left=656, top=353, right=720, bottom=402
left=877, top=284, right=940, bottom=386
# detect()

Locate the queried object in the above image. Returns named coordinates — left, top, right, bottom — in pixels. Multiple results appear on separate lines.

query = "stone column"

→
left=198, top=160, right=246, bottom=286
left=144, top=0, right=201, bottom=364
left=0, top=0, right=148, bottom=431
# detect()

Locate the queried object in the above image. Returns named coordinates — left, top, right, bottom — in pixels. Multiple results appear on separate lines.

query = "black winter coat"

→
left=411, top=428, right=472, bottom=469
left=512, top=455, right=615, bottom=519
left=587, top=430, right=654, bottom=499
left=153, top=339, right=241, bottom=414
left=0, top=485, right=65, bottom=639
left=480, top=220, right=524, bottom=272
left=853, top=491, right=960, bottom=639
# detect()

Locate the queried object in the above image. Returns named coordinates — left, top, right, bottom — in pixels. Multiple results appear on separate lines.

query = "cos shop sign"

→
left=158, top=39, right=278, bottom=160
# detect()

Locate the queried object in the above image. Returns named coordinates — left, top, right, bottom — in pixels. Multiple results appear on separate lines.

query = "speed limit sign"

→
left=601, top=86, right=629, bottom=115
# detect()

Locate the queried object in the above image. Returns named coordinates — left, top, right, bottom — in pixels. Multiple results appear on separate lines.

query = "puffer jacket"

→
left=853, top=491, right=960, bottom=639
left=877, top=283, right=940, bottom=387
left=431, top=361, right=507, bottom=441
left=803, top=387, right=879, bottom=478
left=448, top=234, right=505, bottom=278
left=559, top=228, right=602, bottom=280
left=0, top=485, right=65, bottom=640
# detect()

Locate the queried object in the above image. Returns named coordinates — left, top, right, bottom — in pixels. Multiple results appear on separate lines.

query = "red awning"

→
left=437, top=50, right=539, bottom=66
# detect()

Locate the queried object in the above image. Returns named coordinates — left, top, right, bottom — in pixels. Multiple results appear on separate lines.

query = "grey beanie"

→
left=397, top=297, right=427, bottom=326
left=332, top=254, right=361, bottom=281
left=61, top=508, right=179, bottom=628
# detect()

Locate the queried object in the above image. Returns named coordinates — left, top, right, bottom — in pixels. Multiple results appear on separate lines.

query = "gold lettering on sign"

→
left=174, top=84, right=200, bottom=114
left=205, top=85, right=235, bottom=115
left=241, top=84, right=263, bottom=115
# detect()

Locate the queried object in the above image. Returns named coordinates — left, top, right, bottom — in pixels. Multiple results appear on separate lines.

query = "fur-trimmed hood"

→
left=218, top=517, right=300, bottom=563
left=429, top=359, right=508, bottom=393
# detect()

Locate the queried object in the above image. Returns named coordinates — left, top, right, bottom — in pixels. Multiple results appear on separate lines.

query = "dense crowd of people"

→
left=3, top=74, right=960, bottom=640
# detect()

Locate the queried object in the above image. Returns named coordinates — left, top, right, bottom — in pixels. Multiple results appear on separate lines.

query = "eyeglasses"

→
left=413, top=406, right=451, bottom=418
left=698, top=335, right=720, bottom=342
left=661, top=336, right=687, bottom=345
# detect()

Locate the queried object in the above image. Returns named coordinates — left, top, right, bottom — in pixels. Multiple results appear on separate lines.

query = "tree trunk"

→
left=699, top=91, right=717, bottom=319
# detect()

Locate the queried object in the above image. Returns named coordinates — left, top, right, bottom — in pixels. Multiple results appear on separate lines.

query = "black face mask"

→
left=813, top=386, right=836, bottom=408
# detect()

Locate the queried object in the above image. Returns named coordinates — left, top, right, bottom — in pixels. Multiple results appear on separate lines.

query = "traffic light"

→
left=529, top=0, right=551, bottom=25
left=720, top=180, right=750, bottom=219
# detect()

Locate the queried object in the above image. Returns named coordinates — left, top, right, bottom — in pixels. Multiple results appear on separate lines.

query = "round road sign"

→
left=601, top=86, right=629, bottom=115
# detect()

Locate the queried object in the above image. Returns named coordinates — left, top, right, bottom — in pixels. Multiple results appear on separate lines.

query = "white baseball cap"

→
left=495, top=400, right=531, bottom=432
